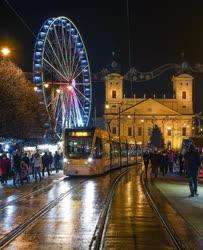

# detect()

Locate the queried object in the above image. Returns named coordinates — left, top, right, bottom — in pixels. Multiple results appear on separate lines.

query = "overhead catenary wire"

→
left=3, top=0, right=36, bottom=38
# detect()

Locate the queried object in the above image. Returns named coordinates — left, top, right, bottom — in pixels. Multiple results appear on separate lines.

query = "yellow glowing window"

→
left=70, top=132, right=90, bottom=137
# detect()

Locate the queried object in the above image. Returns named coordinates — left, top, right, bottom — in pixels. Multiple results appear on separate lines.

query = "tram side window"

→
left=121, top=143, right=127, bottom=157
left=94, top=138, right=102, bottom=159
left=102, top=140, right=110, bottom=159
left=111, top=142, right=120, bottom=158
left=128, top=144, right=137, bottom=157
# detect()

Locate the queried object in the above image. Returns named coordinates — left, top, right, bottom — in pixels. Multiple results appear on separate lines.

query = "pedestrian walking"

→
left=151, top=149, right=161, bottom=178
left=143, top=150, right=150, bottom=178
left=48, top=152, right=53, bottom=173
left=160, top=151, right=168, bottom=176
left=42, top=152, right=50, bottom=177
left=54, top=151, right=60, bottom=173
left=0, top=154, right=9, bottom=184
left=30, top=154, right=35, bottom=178
left=13, top=151, right=23, bottom=186
left=168, top=150, right=175, bottom=173
left=20, top=160, right=29, bottom=183
left=22, top=153, right=30, bottom=169
left=33, top=151, right=42, bottom=182
left=184, top=144, right=201, bottom=197
left=178, top=150, right=185, bottom=175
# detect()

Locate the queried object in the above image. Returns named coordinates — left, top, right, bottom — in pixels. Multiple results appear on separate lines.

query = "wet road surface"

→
left=1, top=166, right=178, bottom=249
left=3, top=169, right=128, bottom=249
left=0, top=172, right=64, bottom=208
left=0, top=177, right=83, bottom=240
left=104, top=167, right=174, bottom=249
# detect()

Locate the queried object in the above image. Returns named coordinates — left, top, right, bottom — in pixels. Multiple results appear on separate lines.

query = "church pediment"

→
left=123, top=98, right=181, bottom=116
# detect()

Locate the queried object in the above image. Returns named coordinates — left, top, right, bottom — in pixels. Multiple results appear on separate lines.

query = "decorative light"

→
left=34, top=86, right=38, bottom=92
left=192, top=126, right=195, bottom=130
left=105, top=104, right=109, bottom=109
left=56, top=89, right=61, bottom=93
left=141, top=119, right=144, bottom=123
left=1, top=47, right=10, bottom=57
left=127, top=115, right=131, bottom=118
left=67, top=85, right=73, bottom=91
left=44, top=83, right=49, bottom=88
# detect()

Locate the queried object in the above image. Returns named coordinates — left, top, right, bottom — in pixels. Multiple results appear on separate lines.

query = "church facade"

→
left=104, top=73, right=194, bottom=149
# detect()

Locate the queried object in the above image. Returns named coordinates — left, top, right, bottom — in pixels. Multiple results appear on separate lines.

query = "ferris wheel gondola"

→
left=33, top=16, right=92, bottom=138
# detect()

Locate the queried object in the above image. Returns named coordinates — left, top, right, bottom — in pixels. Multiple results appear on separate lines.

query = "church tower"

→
left=105, top=73, right=123, bottom=104
left=172, top=74, right=193, bottom=114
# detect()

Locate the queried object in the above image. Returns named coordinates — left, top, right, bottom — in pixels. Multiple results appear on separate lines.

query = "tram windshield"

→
left=66, top=131, right=93, bottom=159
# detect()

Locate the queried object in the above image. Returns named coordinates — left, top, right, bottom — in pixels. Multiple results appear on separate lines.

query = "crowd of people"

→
left=143, top=144, right=202, bottom=197
left=0, top=150, right=62, bottom=186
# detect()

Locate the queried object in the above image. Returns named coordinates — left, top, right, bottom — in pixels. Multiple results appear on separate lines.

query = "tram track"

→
left=0, top=177, right=89, bottom=249
left=140, top=171, right=184, bottom=250
left=89, top=168, right=130, bottom=250
left=89, top=167, right=184, bottom=250
left=0, top=175, right=66, bottom=210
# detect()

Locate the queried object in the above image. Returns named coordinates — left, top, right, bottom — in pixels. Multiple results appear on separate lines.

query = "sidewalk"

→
left=152, top=173, right=203, bottom=246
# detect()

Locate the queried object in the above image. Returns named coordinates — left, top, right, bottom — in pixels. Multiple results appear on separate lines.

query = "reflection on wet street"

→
left=1, top=167, right=175, bottom=249
left=104, top=167, right=174, bottom=249
left=4, top=169, right=125, bottom=249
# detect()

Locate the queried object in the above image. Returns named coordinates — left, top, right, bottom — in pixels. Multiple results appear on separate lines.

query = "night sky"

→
left=1, top=0, right=203, bottom=115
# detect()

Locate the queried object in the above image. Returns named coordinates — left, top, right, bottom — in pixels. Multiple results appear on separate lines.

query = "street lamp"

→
left=141, top=119, right=144, bottom=147
left=1, top=47, right=11, bottom=58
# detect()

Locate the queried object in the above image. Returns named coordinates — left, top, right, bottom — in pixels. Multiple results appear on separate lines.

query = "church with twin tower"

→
left=104, top=73, right=194, bottom=149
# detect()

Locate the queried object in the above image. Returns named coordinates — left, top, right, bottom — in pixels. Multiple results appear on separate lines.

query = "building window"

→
left=112, top=127, right=117, bottom=134
left=182, top=127, right=186, bottom=136
left=128, top=127, right=132, bottom=136
left=167, top=129, right=172, bottom=136
left=148, top=127, right=152, bottom=136
left=186, top=82, right=189, bottom=85
left=116, top=82, right=119, bottom=85
left=112, top=90, right=116, bottom=98
left=182, top=91, right=186, bottom=99
left=180, top=82, right=182, bottom=85
left=138, top=127, right=142, bottom=136
left=182, top=105, right=186, bottom=108
left=112, top=105, right=117, bottom=108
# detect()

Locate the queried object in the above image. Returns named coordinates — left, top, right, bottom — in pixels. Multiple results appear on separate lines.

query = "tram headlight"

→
left=63, top=157, right=68, bottom=163
left=87, top=157, right=93, bottom=163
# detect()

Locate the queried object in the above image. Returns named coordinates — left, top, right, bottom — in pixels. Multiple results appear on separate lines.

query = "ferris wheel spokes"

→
left=33, top=16, right=92, bottom=137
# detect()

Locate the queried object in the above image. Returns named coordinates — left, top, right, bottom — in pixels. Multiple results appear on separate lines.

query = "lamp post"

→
left=141, top=119, right=144, bottom=147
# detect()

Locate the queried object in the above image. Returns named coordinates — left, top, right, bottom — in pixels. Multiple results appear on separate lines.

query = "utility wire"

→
left=3, top=0, right=36, bottom=38
left=126, top=0, right=133, bottom=95
left=126, top=0, right=131, bottom=69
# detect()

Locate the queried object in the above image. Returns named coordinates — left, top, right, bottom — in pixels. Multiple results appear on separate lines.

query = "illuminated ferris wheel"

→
left=33, top=16, right=92, bottom=137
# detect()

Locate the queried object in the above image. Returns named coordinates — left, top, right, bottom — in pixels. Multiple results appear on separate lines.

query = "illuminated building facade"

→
left=104, top=73, right=194, bottom=149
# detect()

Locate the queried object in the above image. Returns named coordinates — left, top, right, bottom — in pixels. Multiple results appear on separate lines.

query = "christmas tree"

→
left=150, top=125, right=165, bottom=149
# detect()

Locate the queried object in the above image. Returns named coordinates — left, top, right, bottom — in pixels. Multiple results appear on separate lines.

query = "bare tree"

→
left=0, top=60, right=45, bottom=138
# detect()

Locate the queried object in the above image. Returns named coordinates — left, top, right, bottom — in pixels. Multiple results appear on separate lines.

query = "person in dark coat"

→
left=54, top=151, right=60, bottom=173
left=13, top=151, right=23, bottom=186
left=151, top=149, right=161, bottom=178
left=42, top=152, right=50, bottom=177
left=48, top=152, right=53, bottom=173
left=143, top=150, right=150, bottom=178
left=160, top=150, right=168, bottom=176
left=184, top=144, right=201, bottom=197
